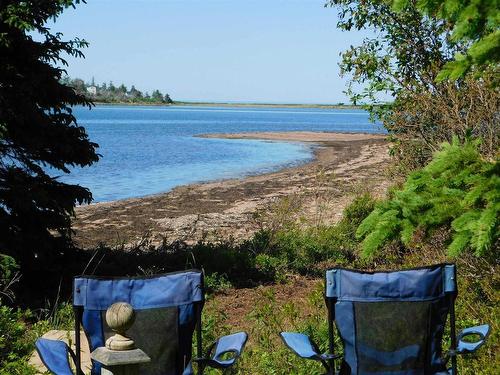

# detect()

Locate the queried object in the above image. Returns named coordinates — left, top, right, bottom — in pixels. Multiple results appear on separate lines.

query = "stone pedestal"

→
left=90, top=302, right=151, bottom=375
left=91, top=347, right=150, bottom=375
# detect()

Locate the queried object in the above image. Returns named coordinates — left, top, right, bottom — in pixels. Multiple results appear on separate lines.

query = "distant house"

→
left=86, top=86, right=97, bottom=96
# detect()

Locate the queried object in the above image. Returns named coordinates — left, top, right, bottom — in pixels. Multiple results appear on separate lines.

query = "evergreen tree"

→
left=118, top=83, right=127, bottom=93
left=0, top=1, right=99, bottom=267
left=128, top=85, right=141, bottom=99
left=71, top=78, right=86, bottom=94
left=356, top=138, right=499, bottom=259
left=164, top=93, right=173, bottom=103
left=151, top=89, right=163, bottom=101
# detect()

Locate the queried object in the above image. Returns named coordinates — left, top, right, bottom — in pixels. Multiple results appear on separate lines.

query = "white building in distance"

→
left=86, top=86, right=97, bottom=96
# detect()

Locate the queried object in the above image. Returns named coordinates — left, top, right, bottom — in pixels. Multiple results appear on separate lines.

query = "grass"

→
left=2, top=192, right=498, bottom=374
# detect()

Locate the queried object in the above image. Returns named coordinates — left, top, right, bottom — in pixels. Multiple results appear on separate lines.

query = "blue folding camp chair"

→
left=35, top=270, right=248, bottom=375
left=281, top=264, right=490, bottom=374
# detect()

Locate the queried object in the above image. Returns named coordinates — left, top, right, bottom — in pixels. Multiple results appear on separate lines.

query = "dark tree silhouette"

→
left=0, top=1, right=99, bottom=268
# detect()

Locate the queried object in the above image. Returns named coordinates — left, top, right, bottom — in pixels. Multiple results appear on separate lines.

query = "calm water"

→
left=62, top=105, right=383, bottom=202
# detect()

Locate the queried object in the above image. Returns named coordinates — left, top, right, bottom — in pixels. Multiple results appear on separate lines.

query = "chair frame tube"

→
left=196, top=271, right=206, bottom=375
left=196, top=301, right=205, bottom=375
left=445, top=264, right=459, bottom=375
left=73, top=305, right=83, bottom=375
left=449, top=294, right=458, bottom=375
left=327, top=297, right=336, bottom=375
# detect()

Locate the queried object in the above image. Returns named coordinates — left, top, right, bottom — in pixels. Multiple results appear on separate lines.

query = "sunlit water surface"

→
left=60, top=105, right=383, bottom=202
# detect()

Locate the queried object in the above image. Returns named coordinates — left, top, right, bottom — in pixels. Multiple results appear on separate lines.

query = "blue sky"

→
left=50, top=0, right=368, bottom=104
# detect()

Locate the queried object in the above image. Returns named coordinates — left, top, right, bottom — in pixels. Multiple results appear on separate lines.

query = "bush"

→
left=262, top=193, right=376, bottom=274
left=0, top=307, right=37, bottom=375
left=0, top=301, right=79, bottom=375
left=0, top=254, right=75, bottom=374
left=386, top=71, right=499, bottom=172
left=327, top=0, right=499, bottom=172
left=356, top=138, right=499, bottom=258
left=204, top=272, right=233, bottom=293
left=0, top=254, right=20, bottom=303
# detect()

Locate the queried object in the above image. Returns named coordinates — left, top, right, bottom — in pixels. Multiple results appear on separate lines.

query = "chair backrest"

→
left=73, top=270, right=204, bottom=375
left=325, top=264, right=456, bottom=375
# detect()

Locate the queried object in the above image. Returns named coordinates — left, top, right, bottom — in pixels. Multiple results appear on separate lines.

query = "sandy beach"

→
left=72, top=131, right=390, bottom=248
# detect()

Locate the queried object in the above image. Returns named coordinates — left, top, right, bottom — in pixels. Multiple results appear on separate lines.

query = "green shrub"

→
left=264, top=193, right=376, bottom=274
left=0, top=255, right=77, bottom=374
left=204, top=272, right=233, bottom=293
left=343, top=193, right=377, bottom=223
left=357, top=138, right=499, bottom=258
left=0, top=256, right=36, bottom=374
left=0, top=301, right=78, bottom=375
left=0, top=254, right=19, bottom=303
left=0, top=307, right=37, bottom=375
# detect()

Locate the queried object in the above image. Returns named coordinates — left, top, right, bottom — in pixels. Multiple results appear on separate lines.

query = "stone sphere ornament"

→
left=105, top=302, right=136, bottom=351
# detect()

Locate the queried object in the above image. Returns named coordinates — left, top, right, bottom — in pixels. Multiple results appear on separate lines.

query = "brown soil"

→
left=210, top=276, right=323, bottom=333
left=72, top=131, right=390, bottom=248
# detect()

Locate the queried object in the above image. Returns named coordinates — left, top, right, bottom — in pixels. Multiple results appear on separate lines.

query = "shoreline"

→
left=73, top=131, right=390, bottom=248
left=79, top=143, right=318, bottom=208
left=80, top=132, right=386, bottom=206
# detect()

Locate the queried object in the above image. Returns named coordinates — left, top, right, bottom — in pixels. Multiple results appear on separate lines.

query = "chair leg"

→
left=327, top=298, right=336, bottom=375
left=196, top=303, right=204, bottom=375
left=73, top=306, right=83, bottom=375
left=449, top=297, right=458, bottom=375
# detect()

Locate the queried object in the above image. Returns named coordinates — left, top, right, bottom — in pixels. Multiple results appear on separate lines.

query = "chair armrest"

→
left=280, top=332, right=323, bottom=361
left=35, top=338, right=77, bottom=375
left=280, top=332, right=338, bottom=372
left=195, top=332, right=248, bottom=369
left=456, top=324, right=490, bottom=354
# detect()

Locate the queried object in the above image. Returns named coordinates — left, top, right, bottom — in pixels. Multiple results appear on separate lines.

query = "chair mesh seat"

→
left=355, top=301, right=432, bottom=373
left=75, top=270, right=204, bottom=375
left=325, top=264, right=456, bottom=375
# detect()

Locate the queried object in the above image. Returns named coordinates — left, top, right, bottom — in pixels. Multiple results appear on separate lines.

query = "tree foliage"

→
left=327, top=0, right=499, bottom=170
left=387, top=70, right=499, bottom=171
left=356, top=138, right=499, bottom=258
left=62, top=76, right=174, bottom=104
left=327, top=0, right=459, bottom=109
left=0, top=1, right=99, bottom=267
left=392, top=0, right=500, bottom=80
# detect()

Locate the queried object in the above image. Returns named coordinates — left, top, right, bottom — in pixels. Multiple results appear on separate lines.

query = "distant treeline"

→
left=61, top=77, right=173, bottom=104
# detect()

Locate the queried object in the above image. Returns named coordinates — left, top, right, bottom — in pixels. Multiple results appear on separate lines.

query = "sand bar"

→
left=198, top=131, right=386, bottom=142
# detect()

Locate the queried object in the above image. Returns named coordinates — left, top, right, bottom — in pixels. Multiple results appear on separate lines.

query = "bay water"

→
left=64, top=105, right=383, bottom=202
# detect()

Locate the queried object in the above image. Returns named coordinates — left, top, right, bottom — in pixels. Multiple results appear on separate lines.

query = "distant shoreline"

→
left=93, top=101, right=363, bottom=110
left=174, top=101, right=363, bottom=110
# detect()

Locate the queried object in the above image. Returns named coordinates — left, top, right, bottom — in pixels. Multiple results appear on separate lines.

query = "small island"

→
left=62, top=76, right=173, bottom=105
